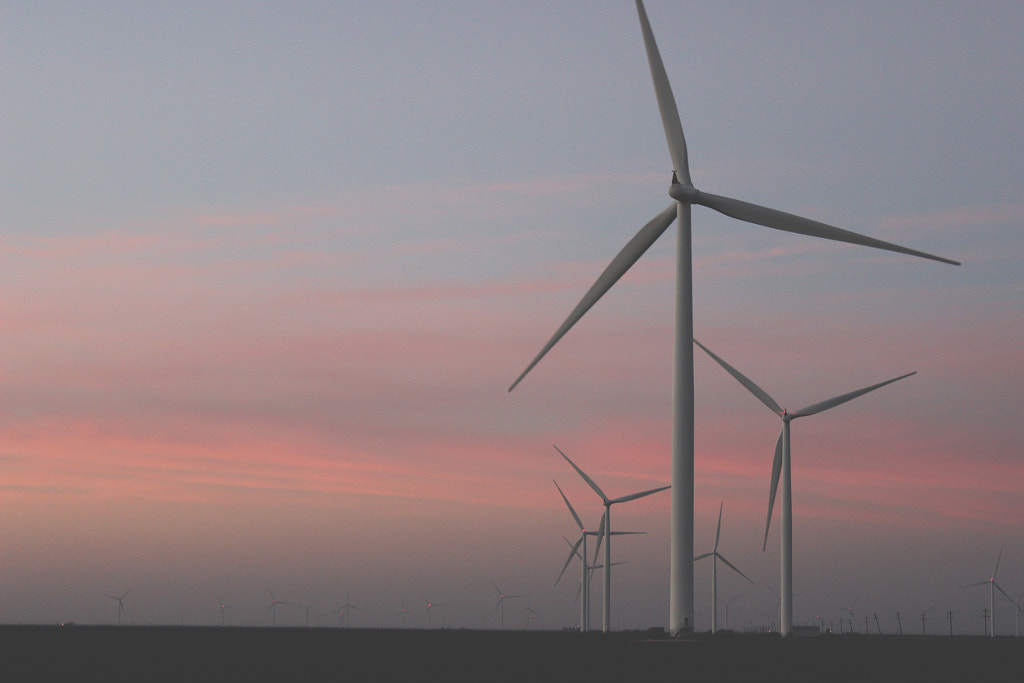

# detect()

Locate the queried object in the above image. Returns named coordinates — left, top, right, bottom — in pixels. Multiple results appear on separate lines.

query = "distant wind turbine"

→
left=694, top=502, right=753, bottom=633
left=337, top=592, right=359, bottom=628
left=553, top=479, right=644, bottom=632
left=491, top=581, right=521, bottom=630
left=423, top=598, right=441, bottom=629
left=961, top=546, right=1014, bottom=637
left=508, top=0, right=959, bottom=637
left=107, top=589, right=130, bottom=626
left=555, top=445, right=670, bottom=633
left=297, top=600, right=316, bottom=628
left=695, top=338, right=915, bottom=636
left=266, top=590, right=289, bottom=627
left=217, top=599, right=233, bottom=627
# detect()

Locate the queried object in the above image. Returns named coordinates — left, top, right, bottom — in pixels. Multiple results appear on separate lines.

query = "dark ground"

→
left=2, top=625, right=1021, bottom=682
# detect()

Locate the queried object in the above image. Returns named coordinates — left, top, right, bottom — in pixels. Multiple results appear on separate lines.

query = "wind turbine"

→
left=960, top=546, right=1014, bottom=637
left=556, top=445, right=670, bottom=633
left=297, top=600, right=316, bottom=628
left=720, top=593, right=743, bottom=632
left=694, top=502, right=753, bottom=633
left=553, top=479, right=643, bottom=632
left=491, top=581, right=520, bottom=630
left=507, top=0, right=959, bottom=637
left=107, top=589, right=130, bottom=625
left=266, top=590, right=289, bottom=627
left=694, top=338, right=916, bottom=636
left=423, top=598, right=440, bottom=629
left=217, top=599, right=233, bottom=627
left=337, top=592, right=359, bottom=628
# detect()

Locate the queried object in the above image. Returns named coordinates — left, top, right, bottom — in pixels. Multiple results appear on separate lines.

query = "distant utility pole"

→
left=873, top=613, right=881, bottom=635
left=895, top=611, right=903, bottom=636
left=948, top=611, right=955, bottom=637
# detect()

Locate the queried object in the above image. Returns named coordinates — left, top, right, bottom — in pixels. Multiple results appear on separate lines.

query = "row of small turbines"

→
left=509, top=0, right=960, bottom=637
left=99, top=585, right=540, bottom=630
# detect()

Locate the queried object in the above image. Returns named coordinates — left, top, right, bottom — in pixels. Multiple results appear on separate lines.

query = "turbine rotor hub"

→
left=669, top=182, right=699, bottom=204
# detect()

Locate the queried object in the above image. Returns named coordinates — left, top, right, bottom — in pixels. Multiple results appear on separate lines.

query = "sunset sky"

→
left=3, top=1, right=1023, bottom=634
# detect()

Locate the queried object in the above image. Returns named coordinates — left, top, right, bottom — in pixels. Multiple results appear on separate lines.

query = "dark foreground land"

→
left=3, top=625, right=1022, bottom=682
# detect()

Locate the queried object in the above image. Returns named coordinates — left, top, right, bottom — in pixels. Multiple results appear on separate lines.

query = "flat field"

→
left=2, top=625, right=1021, bottom=682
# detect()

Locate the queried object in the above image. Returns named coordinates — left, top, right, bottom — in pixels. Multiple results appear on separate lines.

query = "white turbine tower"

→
left=508, top=0, right=959, bottom=637
left=555, top=445, right=670, bottom=633
left=961, top=546, right=1014, bottom=637
left=694, top=338, right=916, bottom=636
left=694, top=502, right=753, bottom=633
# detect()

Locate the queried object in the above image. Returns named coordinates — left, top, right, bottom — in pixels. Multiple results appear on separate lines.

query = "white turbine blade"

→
left=592, top=513, right=606, bottom=561
left=635, top=0, right=691, bottom=185
left=992, top=546, right=1004, bottom=579
left=692, top=190, right=960, bottom=266
left=960, top=580, right=991, bottom=589
left=790, top=371, right=916, bottom=418
left=713, top=501, right=723, bottom=552
left=553, top=479, right=586, bottom=532
left=508, top=204, right=677, bottom=392
left=554, top=445, right=609, bottom=502
left=556, top=536, right=584, bottom=587
left=718, top=554, right=755, bottom=585
left=763, top=429, right=784, bottom=551
left=693, top=552, right=713, bottom=562
left=610, top=484, right=671, bottom=505
left=993, top=581, right=1014, bottom=603
left=694, top=339, right=783, bottom=415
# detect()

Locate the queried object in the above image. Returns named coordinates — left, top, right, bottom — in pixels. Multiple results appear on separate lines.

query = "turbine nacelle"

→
left=668, top=182, right=700, bottom=204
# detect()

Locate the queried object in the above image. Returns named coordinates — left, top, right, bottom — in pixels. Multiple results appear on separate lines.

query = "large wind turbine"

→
left=694, top=502, right=753, bottom=633
left=507, top=0, right=959, bottom=637
left=556, top=445, right=670, bottom=633
left=694, top=338, right=916, bottom=636
left=961, top=546, right=1014, bottom=637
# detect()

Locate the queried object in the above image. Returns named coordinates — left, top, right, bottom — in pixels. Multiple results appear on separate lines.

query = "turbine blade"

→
left=718, top=554, right=755, bottom=585
left=790, top=371, right=916, bottom=418
left=693, top=552, right=712, bottom=562
left=610, top=484, right=671, bottom=505
left=635, top=0, right=691, bottom=185
left=993, top=546, right=1004, bottom=579
left=960, top=580, right=991, bottom=589
left=692, top=190, right=960, bottom=266
left=763, top=429, right=784, bottom=551
left=554, top=445, right=608, bottom=502
left=556, top=537, right=584, bottom=587
left=508, top=204, right=677, bottom=391
left=993, top=581, right=1014, bottom=603
left=694, top=339, right=783, bottom=415
left=714, top=501, right=723, bottom=552
left=593, top=513, right=606, bottom=562
left=553, top=479, right=585, bottom=532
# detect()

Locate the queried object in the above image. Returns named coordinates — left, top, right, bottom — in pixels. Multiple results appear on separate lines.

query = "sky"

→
left=2, top=0, right=1023, bottom=634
